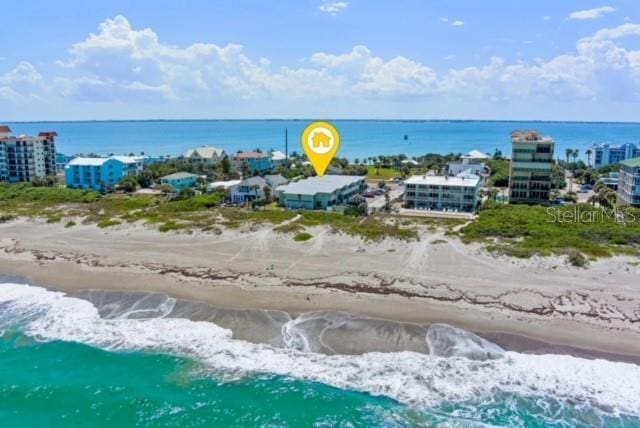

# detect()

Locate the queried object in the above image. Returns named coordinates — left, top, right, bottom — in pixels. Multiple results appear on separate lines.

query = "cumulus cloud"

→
left=2, top=15, right=640, bottom=116
left=319, top=2, right=349, bottom=16
left=568, top=6, right=616, bottom=20
left=0, top=61, right=45, bottom=100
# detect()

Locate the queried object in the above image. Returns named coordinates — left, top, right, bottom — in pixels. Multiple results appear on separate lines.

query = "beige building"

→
left=508, top=130, right=555, bottom=204
left=0, top=125, right=57, bottom=183
left=184, top=146, right=225, bottom=165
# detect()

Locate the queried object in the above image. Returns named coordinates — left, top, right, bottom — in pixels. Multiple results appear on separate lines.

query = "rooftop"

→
left=405, top=174, right=480, bottom=187
left=236, top=151, right=269, bottom=159
left=277, top=175, right=365, bottom=195
left=184, top=146, right=225, bottom=159
left=462, top=149, right=490, bottom=160
left=209, top=179, right=241, bottom=189
left=68, top=157, right=110, bottom=166
left=0, top=125, right=12, bottom=133
left=161, top=172, right=198, bottom=180
left=271, top=150, right=286, bottom=161
left=511, top=130, right=554, bottom=144
left=621, top=157, right=640, bottom=168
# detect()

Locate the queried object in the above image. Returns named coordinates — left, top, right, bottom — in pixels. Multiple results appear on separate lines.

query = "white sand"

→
left=0, top=217, right=639, bottom=357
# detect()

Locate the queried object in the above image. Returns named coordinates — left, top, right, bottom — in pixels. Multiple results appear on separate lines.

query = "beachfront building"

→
left=0, top=125, right=57, bottom=183
left=276, top=175, right=367, bottom=210
left=617, top=158, right=640, bottom=207
left=231, top=176, right=268, bottom=203
left=66, top=156, right=136, bottom=191
left=447, top=149, right=490, bottom=177
left=508, top=130, right=555, bottom=205
left=403, top=173, right=481, bottom=213
left=591, top=143, right=640, bottom=169
left=159, top=172, right=198, bottom=191
left=234, top=151, right=272, bottom=174
left=184, top=146, right=225, bottom=166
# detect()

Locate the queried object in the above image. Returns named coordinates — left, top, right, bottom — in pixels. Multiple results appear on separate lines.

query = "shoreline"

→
left=2, top=257, right=640, bottom=364
left=1, top=218, right=639, bottom=364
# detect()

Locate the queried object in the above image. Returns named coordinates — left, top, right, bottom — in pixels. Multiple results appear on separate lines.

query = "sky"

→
left=1, top=0, right=640, bottom=121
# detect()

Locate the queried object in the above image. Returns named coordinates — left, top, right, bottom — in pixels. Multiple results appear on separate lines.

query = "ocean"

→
left=5, top=120, right=640, bottom=161
left=1, top=281, right=639, bottom=427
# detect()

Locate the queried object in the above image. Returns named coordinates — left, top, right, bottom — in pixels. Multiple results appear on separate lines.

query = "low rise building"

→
left=0, top=126, right=57, bottom=183
left=597, top=172, right=619, bottom=191
left=184, top=146, right=225, bottom=165
left=508, top=130, right=555, bottom=205
left=276, top=175, right=367, bottom=210
left=231, top=176, right=268, bottom=203
left=447, top=149, right=490, bottom=177
left=66, top=156, right=139, bottom=191
left=235, top=151, right=272, bottom=174
left=591, top=143, right=640, bottom=169
left=617, top=158, right=640, bottom=207
left=270, top=150, right=287, bottom=168
left=160, top=172, right=198, bottom=191
left=404, top=173, right=481, bottom=213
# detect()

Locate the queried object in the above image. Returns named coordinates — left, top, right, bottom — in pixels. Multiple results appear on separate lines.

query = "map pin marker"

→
left=301, top=121, right=341, bottom=177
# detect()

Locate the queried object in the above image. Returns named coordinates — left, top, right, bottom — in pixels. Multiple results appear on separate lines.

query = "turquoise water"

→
left=2, top=334, right=638, bottom=427
left=1, top=282, right=640, bottom=427
left=6, top=120, right=640, bottom=161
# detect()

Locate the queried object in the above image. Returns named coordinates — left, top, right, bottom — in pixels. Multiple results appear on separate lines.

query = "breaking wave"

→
left=1, top=282, right=639, bottom=418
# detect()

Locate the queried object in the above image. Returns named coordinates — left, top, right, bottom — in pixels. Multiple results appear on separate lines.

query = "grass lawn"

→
left=459, top=203, right=640, bottom=264
left=366, top=166, right=401, bottom=179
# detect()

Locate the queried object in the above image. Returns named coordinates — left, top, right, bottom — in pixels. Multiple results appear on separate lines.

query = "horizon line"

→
left=3, top=118, right=640, bottom=125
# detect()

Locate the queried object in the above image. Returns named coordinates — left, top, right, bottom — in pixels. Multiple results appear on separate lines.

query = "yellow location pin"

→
left=301, top=121, right=341, bottom=177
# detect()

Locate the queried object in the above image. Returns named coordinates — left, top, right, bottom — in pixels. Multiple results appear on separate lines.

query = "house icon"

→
left=312, top=131, right=332, bottom=148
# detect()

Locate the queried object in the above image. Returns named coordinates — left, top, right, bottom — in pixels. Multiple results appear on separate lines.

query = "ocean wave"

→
left=1, top=282, right=639, bottom=417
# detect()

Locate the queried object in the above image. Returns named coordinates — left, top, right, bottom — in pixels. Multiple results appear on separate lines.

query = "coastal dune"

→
left=0, top=217, right=639, bottom=361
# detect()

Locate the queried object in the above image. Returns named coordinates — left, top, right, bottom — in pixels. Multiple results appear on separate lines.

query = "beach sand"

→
left=1, top=217, right=639, bottom=361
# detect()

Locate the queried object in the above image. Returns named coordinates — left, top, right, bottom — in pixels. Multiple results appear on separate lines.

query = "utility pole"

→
left=285, top=128, right=289, bottom=172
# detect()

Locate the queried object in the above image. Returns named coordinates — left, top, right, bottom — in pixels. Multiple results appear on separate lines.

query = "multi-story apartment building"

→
left=591, top=143, right=640, bottom=169
left=508, top=130, right=555, bottom=205
left=234, top=151, right=273, bottom=174
left=65, top=156, right=143, bottom=191
left=403, top=173, right=481, bottom=213
left=0, top=125, right=57, bottom=183
left=617, top=158, right=640, bottom=207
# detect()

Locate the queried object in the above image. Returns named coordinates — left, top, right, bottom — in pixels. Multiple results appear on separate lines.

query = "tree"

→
left=197, top=176, right=208, bottom=192
left=137, top=170, right=154, bottom=188
left=374, top=162, right=381, bottom=176
left=263, top=185, right=272, bottom=203
left=384, top=191, right=391, bottom=211
left=586, top=149, right=593, bottom=167
left=565, top=148, right=572, bottom=164
left=118, top=175, right=139, bottom=193
left=221, top=155, right=231, bottom=175
left=240, top=161, right=250, bottom=178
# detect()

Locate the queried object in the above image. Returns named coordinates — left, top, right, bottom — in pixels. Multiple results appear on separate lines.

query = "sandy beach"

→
left=1, top=217, right=639, bottom=361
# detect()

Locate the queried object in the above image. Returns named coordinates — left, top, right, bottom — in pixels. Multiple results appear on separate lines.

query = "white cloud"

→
left=441, top=17, right=464, bottom=28
left=3, top=15, right=640, bottom=119
left=568, top=6, right=616, bottom=20
left=319, top=2, right=349, bottom=16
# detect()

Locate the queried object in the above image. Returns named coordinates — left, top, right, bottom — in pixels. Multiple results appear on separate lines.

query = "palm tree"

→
left=586, top=149, right=593, bottom=167
left=571, top=149, right=579, bottom=173
left=565, top=148, right=572, bottom=165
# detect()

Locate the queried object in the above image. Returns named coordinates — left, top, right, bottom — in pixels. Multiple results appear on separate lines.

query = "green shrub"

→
left=65, top=221, right=76, bottom=228
left=97, top=219, right=121, bottom=228
left=293, top=232, right=313, bottom=242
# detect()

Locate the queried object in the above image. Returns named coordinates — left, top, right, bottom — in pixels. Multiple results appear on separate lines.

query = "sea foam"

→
left=1, top=282, right=639, bottom=416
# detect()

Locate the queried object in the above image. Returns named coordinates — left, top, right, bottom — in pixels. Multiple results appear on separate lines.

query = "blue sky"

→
left=1, top=0, right=640, bottom=121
